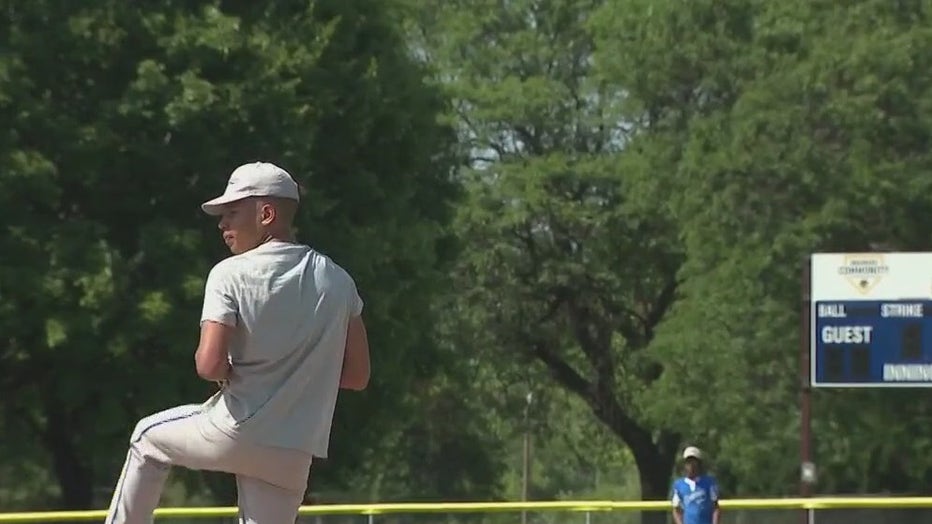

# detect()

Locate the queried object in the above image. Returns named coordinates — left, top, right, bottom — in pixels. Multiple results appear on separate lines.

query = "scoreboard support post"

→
left=803, top=252, right=932, bottom=524
left=799, top=256, right=814, bottom=524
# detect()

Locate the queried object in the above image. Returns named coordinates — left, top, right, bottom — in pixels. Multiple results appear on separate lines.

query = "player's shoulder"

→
left=208, top=253, right=249, bottom=276
left=309, top=249, right=356, bottom=283
left=204, top=250, right=264, bottom=287
left=210, top=241, right=297, bottom=271
left=700, top=474, right=719, bottom=485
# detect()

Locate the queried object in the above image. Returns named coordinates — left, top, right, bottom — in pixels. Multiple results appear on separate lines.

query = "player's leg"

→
left=105, top=404, right=208, bottom=524
left=235, top=475, right=306, bottom=524
left=226, top=444, right=312, bottom=524
left=104, top=447, right=171, bottom=524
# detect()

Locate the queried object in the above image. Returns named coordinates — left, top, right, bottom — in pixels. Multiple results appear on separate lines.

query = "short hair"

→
left=255, top=196, right=298, bottom=226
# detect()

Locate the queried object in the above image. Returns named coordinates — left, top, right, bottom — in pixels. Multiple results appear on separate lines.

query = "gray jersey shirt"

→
left=199, top=240, right=363, bottom=457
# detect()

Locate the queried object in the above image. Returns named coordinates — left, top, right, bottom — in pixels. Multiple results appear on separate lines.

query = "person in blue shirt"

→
left=671, top=446, right=721, bottom=524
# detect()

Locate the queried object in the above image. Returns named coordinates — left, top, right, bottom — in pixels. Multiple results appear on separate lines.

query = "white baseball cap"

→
left=682, top=446, right=703, bottom=460
left=201, top=161, right=300, bottom=216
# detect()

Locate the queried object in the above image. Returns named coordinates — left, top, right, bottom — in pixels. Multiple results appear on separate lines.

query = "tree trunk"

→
left=44, top=402, right=95, bottom=509
left=631, top=440, right=678, bottom=524
left=530, top=339, right=680, bottom=524
left=588, top=394, right=679, bottom=524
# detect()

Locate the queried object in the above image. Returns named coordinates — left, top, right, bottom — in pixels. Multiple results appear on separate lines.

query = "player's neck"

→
left=260, top=231, right=296, bottom=244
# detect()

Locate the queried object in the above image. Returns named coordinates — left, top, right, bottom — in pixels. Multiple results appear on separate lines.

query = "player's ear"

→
left=259, top=202, right=276, bottom=226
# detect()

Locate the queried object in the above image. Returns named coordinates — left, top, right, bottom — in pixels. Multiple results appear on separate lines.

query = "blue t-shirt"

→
left=671, top=475, right=719, bottom=524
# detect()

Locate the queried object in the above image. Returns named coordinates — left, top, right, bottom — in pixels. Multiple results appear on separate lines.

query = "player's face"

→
left=216, top=199, right=263, bottom=255
left=684, top=458, right=700, bottom=477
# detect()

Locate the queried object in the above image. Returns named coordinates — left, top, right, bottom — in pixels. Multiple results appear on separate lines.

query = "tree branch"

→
left=530, top=340, right=590, bottom=399
left=537, top=286, right=570, bottom=325
left=643, top=277, right=679, bottom=342
left=566, top=298, right=616, bottom=387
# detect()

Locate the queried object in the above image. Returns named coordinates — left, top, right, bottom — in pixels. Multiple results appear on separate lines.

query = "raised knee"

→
left=129, top=415, right=156, bottom=444
left=129, top=423, right=144, bottom=444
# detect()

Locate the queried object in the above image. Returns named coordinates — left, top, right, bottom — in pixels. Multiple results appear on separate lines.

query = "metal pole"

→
left=522, top=392, right=533, bottom=524
left=800, top=257, right=814, bottom=524
left=522, top=430, right=530, bottom=524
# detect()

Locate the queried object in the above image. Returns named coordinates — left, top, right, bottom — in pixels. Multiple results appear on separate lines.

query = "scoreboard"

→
left=811, top=253, right=932, bottom=387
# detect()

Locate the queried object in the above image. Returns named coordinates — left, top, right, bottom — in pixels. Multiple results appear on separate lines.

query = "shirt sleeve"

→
left=200, top=263, right=238, bottom=327
left=671, top=484, right=681, bottom=508
left=343, top=269, right=363, bottom=316
left=351, top=285, right=364, bottom=316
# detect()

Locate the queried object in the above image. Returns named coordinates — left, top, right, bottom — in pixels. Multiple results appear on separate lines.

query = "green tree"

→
left=408, top=3, right=686, bottom=519
left=595, top=0, right=932, bottom=496
left=0, top=0, right=464, bottom=509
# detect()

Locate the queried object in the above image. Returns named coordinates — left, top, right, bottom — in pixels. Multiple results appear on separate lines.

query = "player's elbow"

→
left=195, top=348, right=229, bottom=381
left=195, top=321, right=233, bottom=381
left=195, top=357, right=227, bottom=381
left=340, top=367, right=370, bottom=390
left=340, top=353, right=370, bottom=390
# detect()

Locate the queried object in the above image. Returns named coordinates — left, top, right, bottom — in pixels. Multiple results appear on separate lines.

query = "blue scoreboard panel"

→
left=813, top=300, right=932, bottom=386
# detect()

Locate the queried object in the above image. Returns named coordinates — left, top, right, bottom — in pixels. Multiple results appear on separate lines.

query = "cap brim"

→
left=201, top=194, right=244, bottom=216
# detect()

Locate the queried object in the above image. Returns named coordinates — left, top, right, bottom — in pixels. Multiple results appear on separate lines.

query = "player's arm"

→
left=671, top=488, right=683, bottom=524
left=196, top=263, right=237, bottom=382
left=195, top=321, right=234, bottom=381
left=711, top=480, right=721, bottom=524
left=340, top=315, right=370, bottom=390
left=339, top=278, right=369, bottom=391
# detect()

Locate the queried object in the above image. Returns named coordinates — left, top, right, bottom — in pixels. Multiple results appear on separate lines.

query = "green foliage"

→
left=408, top=6, right=685, bottom=520
left=0, top=0, right=464, bottom=510
left=2, top=0, right=932, bottom=512
left=594, top=0, right=932, bottom=496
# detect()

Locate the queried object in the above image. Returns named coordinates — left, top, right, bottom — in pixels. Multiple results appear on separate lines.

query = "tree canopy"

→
left=1, top=0, right=931, bottom=517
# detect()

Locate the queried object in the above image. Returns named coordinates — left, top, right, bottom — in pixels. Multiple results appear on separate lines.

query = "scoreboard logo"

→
left=837, top=253, right=890, bottom=295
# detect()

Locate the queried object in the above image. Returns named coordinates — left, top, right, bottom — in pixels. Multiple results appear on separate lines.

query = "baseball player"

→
left=671, top=446, right=721, bottom=524
left=104, top=161, right=370, bottom=524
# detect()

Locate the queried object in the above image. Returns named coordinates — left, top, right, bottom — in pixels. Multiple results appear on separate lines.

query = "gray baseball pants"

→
left=105, top=404, right=313, bottom=524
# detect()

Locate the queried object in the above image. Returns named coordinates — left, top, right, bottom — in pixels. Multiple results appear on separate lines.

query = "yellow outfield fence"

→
left=2, top=498, right=932, bottom=523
